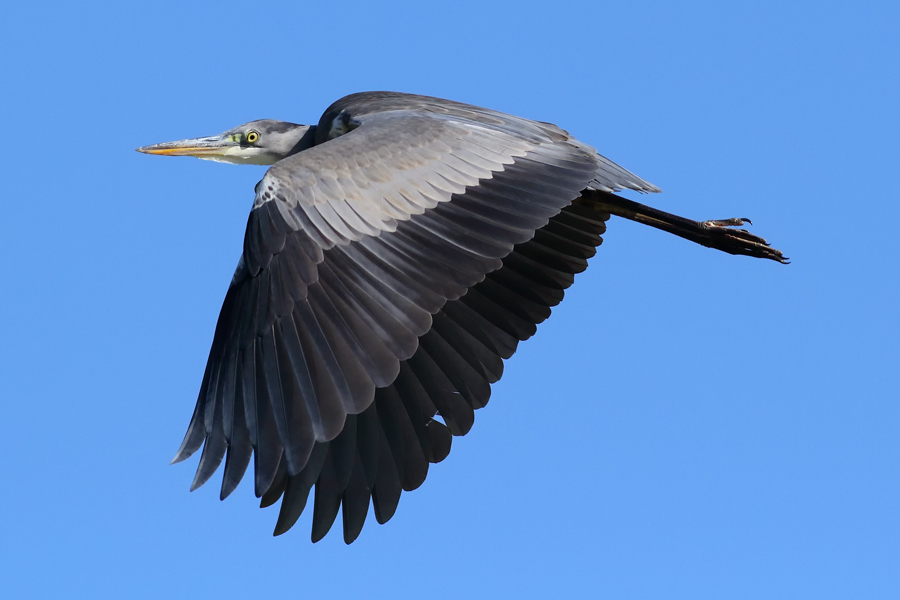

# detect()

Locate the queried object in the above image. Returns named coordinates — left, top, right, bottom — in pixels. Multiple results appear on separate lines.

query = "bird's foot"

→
left=582, top=191, right=789, bottom=264
left=699, top=217, right=789, bottom=264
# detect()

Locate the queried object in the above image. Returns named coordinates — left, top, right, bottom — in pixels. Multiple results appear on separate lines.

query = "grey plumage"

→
left=137, top=91, right=786, bottom=544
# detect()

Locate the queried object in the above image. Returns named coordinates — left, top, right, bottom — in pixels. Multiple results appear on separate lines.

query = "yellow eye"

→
left=246, top=131, right=259, bottom=144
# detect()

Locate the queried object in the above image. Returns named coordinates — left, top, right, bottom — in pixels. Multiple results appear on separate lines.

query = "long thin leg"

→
left=580, top=190, right=788, bottom=264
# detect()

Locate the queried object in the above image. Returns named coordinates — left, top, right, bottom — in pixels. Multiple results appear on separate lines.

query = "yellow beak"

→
left=136, top=134, right=236, bottom=158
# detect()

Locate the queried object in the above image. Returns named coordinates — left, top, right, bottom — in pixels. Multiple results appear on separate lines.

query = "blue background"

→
left=2, top=1, right=898, bottom=598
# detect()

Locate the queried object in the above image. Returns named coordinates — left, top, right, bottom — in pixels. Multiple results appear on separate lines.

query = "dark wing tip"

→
left=170, top=407, right=206, bottom=465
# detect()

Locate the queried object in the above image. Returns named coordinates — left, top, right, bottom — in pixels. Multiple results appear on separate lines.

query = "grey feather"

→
left=173, top=92, right=641, bottom=542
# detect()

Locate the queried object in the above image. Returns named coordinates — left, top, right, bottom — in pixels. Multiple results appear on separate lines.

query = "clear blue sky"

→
left=2, top=1, right=898, bottom=598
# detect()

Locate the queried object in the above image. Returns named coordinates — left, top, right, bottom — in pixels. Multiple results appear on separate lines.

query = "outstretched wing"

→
left=173, top=93, right=657, bottom=542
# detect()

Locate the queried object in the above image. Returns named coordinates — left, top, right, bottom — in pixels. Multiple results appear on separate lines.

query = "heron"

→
left=138, top=91, right=786, bottom=544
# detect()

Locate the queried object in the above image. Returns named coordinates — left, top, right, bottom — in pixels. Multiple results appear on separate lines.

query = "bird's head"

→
left=137, top=120, right=316, bottom=165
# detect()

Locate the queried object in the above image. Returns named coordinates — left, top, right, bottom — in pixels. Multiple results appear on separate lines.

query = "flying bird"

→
left=138, top=91, right=786, bottom=544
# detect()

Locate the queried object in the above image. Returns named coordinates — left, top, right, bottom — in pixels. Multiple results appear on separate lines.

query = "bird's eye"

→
left=246, top=131, right=259, bottom=144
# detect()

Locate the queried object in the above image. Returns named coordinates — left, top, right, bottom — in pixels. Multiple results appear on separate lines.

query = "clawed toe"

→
left=696, top=216, right=788, bottom=263
left=702, top=217, right=752, bottom=228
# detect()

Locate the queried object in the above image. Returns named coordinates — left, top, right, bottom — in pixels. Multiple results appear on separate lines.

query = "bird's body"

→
left=138, top=91, right=785, bottom=544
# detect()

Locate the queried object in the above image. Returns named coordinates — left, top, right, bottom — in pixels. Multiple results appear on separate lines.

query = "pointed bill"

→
left=136, top=134, right=237, bottom=158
